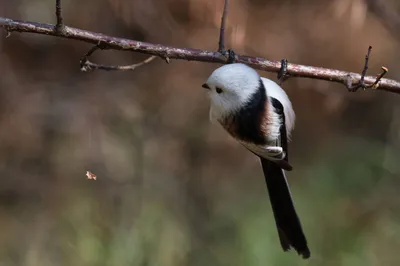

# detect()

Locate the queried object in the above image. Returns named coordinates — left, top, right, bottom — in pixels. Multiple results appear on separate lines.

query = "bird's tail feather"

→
left=260, top=157, right=310, bottom=259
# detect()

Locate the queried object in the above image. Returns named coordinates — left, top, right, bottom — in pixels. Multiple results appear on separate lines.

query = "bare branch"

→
left=55, top=0, right=64, bottom=34
left=218, top=0, right=229, bottom=54
left=360, top=46, right=372, bottom=82
left=81, top=58, right=156, bottom=72
left=373, top=67, right=389, bottom=88
left=55, top=0, right=63, bottom=26
left=347, top=46, right=388, bottom=92
left=1, top=17, right=400, bottom=94
left=347, top=46, right=372, bottom=92
left=80, top=43, right=157, bottom=72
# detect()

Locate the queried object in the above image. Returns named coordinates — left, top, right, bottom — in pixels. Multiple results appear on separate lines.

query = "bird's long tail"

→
left=260, top=157, right=310, bottom=259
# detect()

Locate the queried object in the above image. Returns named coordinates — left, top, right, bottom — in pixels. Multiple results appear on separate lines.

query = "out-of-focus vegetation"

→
left=1, top=0, right=400, bottom=265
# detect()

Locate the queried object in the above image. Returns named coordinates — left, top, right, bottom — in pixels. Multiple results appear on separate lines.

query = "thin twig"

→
left=218, top=0, right=229, bottom=54
left=80, top=44, right=156, bottom=72
left=55, top=0, right=64, bottom=34
left=0, top=17, right=399, bottom=94
left=79, top=42, right=156, bottom=71
left=347, top=46, right=388, bottom=92
left=55, top=0, right=62, bottom=26
left=361, top=46, right=371, bottom=82
left=372, top=67, right=389, bottom=89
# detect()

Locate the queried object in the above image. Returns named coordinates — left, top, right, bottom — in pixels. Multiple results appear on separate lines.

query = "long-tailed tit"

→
left=202, top=63, right=310, bottom=258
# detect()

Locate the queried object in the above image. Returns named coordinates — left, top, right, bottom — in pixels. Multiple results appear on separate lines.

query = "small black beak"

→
left=202, top=83, right=210, bottom=90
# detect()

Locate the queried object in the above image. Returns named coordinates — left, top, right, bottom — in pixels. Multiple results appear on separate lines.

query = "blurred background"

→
left=1, top=0, right=400, bottom=265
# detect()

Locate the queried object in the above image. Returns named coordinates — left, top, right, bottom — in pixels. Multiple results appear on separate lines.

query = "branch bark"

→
left=1, top=17, right=400, bottom=94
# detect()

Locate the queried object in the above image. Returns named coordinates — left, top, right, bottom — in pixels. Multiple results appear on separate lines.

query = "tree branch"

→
left=1, top=16, right=400, bottom=94
left=347, top=46, right=388, bottom=92
left=78, top=41, right=157, bottom=72
left=218, top=0, right=229, bottom=54
left=80, top=43, right=156, bottom=72
left=55, top=0, right=62, bottom=26
left=55, top=0, right=65, bottom=34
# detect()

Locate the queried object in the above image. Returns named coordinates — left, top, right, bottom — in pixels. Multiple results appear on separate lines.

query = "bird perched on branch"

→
left=202, top=63, right=310, bottom=259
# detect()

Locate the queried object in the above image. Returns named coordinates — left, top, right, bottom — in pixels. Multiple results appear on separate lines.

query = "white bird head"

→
left=202, top=63, right=261, bottom=120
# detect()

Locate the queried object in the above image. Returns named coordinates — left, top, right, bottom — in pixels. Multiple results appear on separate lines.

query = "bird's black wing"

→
left=270, top=97, right=289, bottom=163
left=240, top=96, right=293, bottom=170
left=260, top=97, right=310, bottom=258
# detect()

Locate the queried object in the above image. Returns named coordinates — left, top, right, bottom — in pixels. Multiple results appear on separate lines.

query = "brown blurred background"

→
left=1, top=0, right=400, bottom=265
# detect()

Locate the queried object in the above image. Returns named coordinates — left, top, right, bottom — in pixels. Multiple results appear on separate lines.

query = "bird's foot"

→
left=278, top=59, right=289, bottom=84
left=227, top=49, right=236, bottom=63
left=219, top=48, right=236, bottom=64
left=266, top=146, right=286, bottom=160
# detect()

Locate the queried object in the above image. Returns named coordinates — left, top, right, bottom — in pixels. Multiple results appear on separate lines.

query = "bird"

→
left=202, top=63, right=310, bottom=259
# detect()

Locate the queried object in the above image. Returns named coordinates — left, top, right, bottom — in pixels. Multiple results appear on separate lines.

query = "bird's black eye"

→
left=216, top=87, right=223, bottom=94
